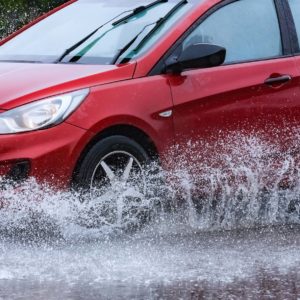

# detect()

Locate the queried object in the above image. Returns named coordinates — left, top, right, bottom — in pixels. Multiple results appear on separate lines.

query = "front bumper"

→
left=0, top=122, right=92, bottom=188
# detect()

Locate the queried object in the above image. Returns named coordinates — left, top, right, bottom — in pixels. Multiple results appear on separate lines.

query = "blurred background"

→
left=0, top=0, right=67, bottom=39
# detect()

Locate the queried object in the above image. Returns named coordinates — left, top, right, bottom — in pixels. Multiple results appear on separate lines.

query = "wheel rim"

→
left=88, top=151, right=147, bottom=228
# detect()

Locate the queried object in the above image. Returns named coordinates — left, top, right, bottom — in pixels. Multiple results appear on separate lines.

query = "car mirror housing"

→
left=165, top=43, right=226, bottom=74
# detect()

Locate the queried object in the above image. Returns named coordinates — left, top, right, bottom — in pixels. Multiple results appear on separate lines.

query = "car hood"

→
left=0, top=62, right=136, bottom=110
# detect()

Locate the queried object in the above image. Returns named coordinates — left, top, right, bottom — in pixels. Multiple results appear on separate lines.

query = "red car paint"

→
left=0, top=0, right=299, bottom=187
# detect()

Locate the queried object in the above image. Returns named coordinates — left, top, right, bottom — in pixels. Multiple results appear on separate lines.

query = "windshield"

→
left=0, top=0, right=194, bottom=65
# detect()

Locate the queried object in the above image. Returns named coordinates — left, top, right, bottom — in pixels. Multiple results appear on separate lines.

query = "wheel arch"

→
left=72, top=124, right=160, bottom=182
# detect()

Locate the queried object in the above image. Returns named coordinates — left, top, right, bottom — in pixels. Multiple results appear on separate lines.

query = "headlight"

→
left=0, top=88, right=89, bottom=134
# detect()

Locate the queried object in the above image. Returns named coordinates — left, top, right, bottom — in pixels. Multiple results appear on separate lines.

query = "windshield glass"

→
left=0, top=0, right=194, bottom=65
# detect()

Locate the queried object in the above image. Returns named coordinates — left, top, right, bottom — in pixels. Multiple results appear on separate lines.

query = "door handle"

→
left=264, top=75, right=292, bottom=87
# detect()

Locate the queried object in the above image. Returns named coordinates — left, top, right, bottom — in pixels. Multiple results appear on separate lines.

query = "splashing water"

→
left=0, top=134, right=299, bottom=243
left=0, top=135, right=300, bottom=299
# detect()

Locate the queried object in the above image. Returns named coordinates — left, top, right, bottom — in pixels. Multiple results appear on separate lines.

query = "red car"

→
left=0, top=0, right=300, bottom=225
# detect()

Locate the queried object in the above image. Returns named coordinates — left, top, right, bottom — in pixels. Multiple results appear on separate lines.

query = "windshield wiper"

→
left=56, top=0, right=168, bottom=63
left=110, top=22, right=157, bottom=64
left=112, top=0, right=168, bottom=26
left=112, top=0, right=188, bottom=65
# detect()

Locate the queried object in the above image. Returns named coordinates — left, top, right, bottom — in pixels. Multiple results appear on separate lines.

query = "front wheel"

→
left=73, top=136, right=153, bottom=230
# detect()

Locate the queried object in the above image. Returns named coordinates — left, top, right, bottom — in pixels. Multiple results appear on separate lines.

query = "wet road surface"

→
left=0, top=223, right=300, bottom=300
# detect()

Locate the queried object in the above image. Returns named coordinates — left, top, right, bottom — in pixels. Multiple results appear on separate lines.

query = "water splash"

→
left=1, top=135, right=300, bottom=300
left=170, top=133, right=300, bottom=230
left=0, top=134, right=300, bottom=243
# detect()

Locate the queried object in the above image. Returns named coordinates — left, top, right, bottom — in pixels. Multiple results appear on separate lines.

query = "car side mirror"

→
left=165, top=43, right=226, bottom=74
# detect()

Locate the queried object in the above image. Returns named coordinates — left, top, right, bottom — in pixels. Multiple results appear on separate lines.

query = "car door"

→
left=164, top=0, right=300, bottom=175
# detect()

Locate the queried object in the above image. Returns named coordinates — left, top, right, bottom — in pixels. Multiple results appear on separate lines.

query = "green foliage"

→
left=0, top=0, right=67, bottom=39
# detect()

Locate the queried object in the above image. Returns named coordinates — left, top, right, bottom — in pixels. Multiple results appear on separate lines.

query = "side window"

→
left=182, top=0, right=283, bottom=64
left=288, top=0, right=300, bottom=49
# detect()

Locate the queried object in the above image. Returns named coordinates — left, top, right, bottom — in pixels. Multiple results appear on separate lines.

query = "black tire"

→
left=73, top=135, right=153, bottom=230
